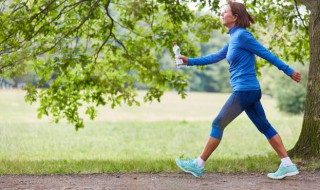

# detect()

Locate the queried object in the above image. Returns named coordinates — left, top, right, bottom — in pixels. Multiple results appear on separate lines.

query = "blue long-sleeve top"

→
left=188, top=26, right=294, bottom=91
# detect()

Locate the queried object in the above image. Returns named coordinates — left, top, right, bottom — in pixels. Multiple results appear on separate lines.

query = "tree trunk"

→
left=289, top=0, right=320, bottom=159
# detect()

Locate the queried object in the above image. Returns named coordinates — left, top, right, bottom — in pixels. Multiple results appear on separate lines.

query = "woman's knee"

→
left=258, top=126, right=278, bottom=139
left=210, top=123, right=223, bottom=140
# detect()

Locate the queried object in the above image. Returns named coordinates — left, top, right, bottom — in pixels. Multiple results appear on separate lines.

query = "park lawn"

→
left=1, top=89, right=315, bottom=175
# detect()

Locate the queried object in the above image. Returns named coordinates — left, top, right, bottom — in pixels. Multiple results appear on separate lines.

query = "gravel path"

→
left=1, top=170, right=319, bottom=190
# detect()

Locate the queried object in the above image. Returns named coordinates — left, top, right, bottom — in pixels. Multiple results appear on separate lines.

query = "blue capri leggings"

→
left=210, top=90, right=277, bottom=140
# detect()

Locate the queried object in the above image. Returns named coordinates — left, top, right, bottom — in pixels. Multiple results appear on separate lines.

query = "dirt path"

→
left=1, top=170, right=319, bottom=190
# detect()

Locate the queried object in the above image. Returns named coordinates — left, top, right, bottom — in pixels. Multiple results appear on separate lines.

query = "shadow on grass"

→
left=1, top=154, right=319, bottom=175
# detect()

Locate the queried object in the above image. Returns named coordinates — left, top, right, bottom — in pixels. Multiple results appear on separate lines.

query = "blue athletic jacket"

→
left=188, top=26, right=294, bottom=91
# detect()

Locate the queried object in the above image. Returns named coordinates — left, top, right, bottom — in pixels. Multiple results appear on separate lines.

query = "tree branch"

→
left=63, top=0, right=101, bottom=40
left=0, top=32, right=15, bottom=47
left=112, top=18, right=149, bottom=38
left=37, top=0, right=101, bottom=55
left=294, top=0, right=308, bottom=30
left=11, top=0, right=29, bottom=14
left=113, top=35, right=130, bottom=56
left=0, top=0, right=7, bottom=12
left=1, top=1, right=68, bottom=57
left=150, top=0, right=156, bottom=41
left=94, top=34, right=112, bottom=63
left=29, top=0, right=61, bottom=21
left=30, top=0, right=88, bottom=41
left=0, top=53, right=32, bottom=72
left=94, top=0, right=131, bottom=63
left=104, top=0, right=130, bottom=57
left=93, top=0, right=114, bottom=63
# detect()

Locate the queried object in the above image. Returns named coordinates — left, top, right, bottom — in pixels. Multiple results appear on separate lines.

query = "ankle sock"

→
left=281, top=157, right=294, bottom=167
left=196, top=157, right=205, bottom=168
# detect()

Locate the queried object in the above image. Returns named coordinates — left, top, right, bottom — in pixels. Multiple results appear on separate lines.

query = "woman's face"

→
left=220, top=5, right=237, bottom=29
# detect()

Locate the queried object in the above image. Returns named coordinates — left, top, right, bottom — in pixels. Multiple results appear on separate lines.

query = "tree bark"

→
left=289, top=0, right=320, bottom=159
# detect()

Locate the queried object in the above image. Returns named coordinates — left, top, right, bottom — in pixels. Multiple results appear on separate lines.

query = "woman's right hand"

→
left=290, top=71, right=301, bottom=83
left=178, top=55, right=188, bottom=65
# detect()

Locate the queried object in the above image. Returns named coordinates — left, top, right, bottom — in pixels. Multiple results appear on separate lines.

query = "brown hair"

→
left=228, top=0, right=254, bottom=28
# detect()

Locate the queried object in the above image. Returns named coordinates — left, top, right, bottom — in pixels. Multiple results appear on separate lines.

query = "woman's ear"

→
left=233, top=14, right=238, bottom=22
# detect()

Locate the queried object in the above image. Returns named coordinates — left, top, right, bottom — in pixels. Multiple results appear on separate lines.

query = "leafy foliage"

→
left=1, top=0, right=199, bottom=129
left=242, top=0, right=310, bottom=69
left=0, top=0, right=310, bottom=129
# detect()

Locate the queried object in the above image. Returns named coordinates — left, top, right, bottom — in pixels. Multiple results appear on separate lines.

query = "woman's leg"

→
left=244, top=100, right=288, bottom=157
left=199, top=91, right=245, bottom=161
left=199, top=137, right=221, bottom=161
left=245, top=99, right=299, bottom=179
left=176, top=90, right=276, bottom=177
left=268, top=134, right=288, bottom=158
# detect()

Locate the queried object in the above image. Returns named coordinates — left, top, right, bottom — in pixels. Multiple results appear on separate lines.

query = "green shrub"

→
left=274, top=77, right=306, bottom=114
left=273, top=65, right=308, bottom=114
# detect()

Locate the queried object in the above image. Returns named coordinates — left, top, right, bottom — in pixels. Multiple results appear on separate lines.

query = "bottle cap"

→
left=173, top=42, right=177, bottom=45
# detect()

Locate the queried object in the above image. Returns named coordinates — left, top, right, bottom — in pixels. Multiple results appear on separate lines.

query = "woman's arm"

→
left=241, top=32, right=301, bottom=83
left=179, top=44, right=228, bottom=66
left=241, top=31, right=295, bottom=76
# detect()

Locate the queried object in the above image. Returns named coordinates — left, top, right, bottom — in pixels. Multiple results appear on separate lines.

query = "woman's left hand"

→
left=291, top=71, right=301, bottom=83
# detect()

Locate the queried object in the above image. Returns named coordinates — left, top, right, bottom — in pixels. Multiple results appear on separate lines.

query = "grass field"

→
left=0, top=89, right=308, bottom=174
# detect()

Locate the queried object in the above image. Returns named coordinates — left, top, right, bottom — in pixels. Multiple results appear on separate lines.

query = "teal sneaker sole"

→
left=267, top=171, right=299, bottom=180
left=175, top=159, right=202, bottom=177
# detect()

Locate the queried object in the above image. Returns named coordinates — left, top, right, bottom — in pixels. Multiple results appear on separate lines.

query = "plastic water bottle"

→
left=173, top=42, right=184, bottom=68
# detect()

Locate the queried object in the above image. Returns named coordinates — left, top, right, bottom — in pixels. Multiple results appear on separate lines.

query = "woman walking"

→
left=175, top=0, right=301, bottom=180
